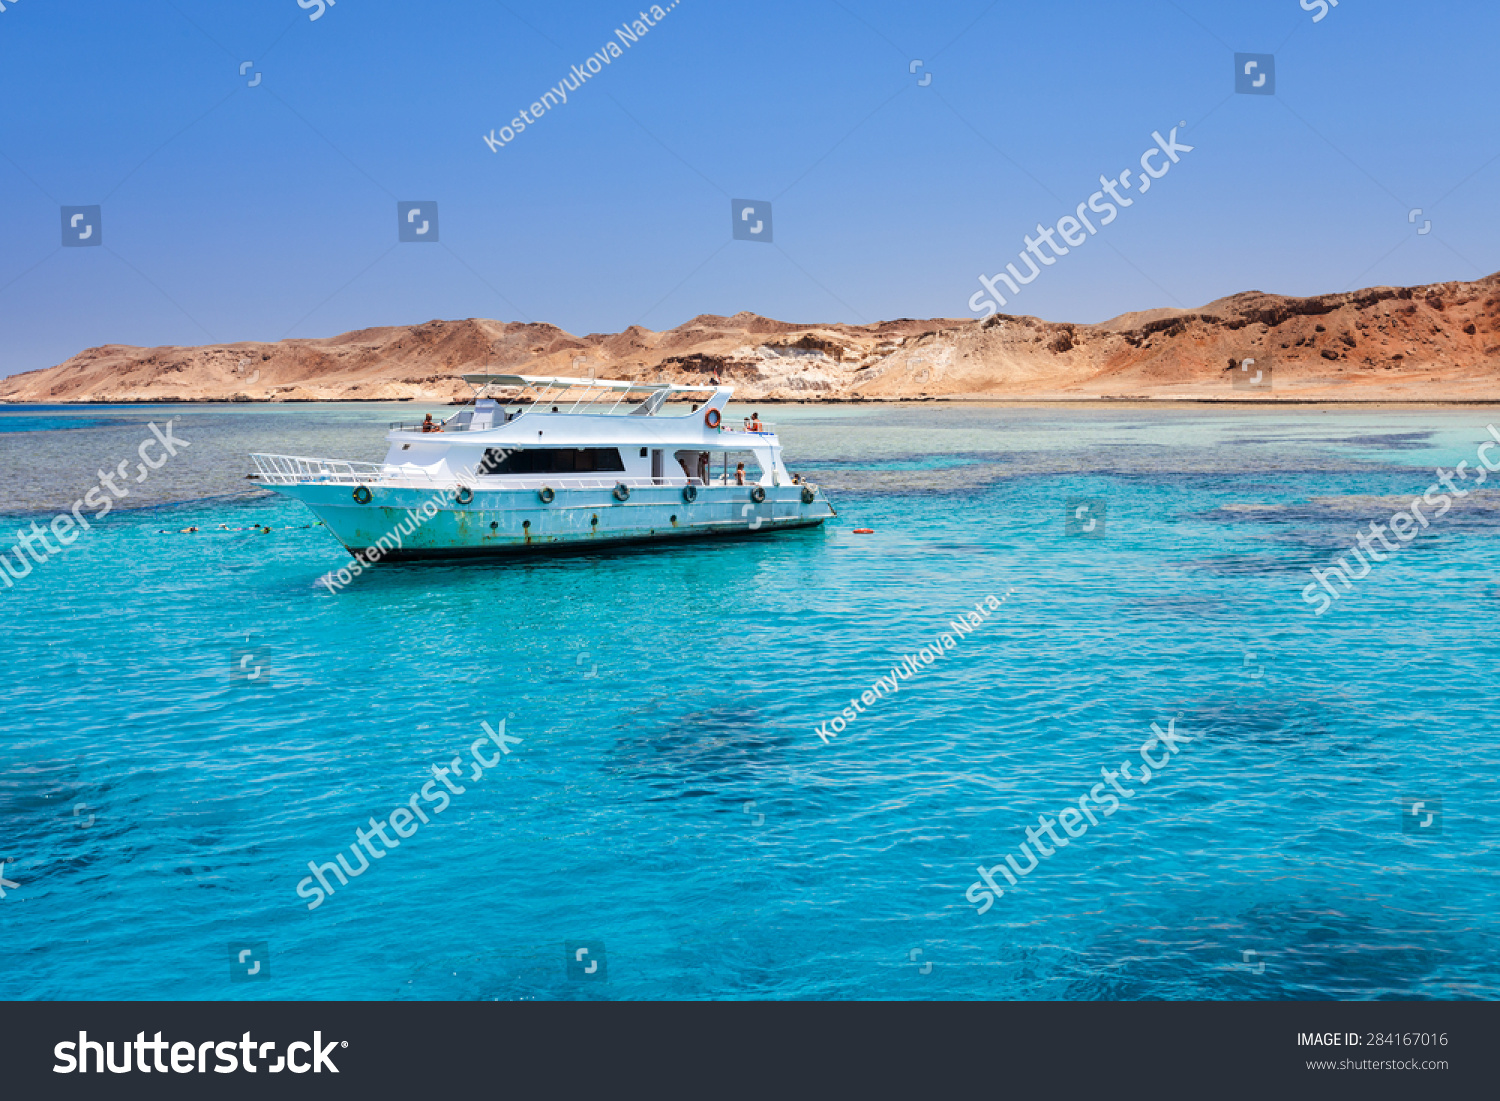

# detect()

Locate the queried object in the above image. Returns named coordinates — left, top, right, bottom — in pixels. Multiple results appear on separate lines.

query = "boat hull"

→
left=268, top=482, right=834, bottom=562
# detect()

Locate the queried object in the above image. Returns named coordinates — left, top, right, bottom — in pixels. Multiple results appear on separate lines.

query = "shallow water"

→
left=1, top=401, right=1496, bottom=1000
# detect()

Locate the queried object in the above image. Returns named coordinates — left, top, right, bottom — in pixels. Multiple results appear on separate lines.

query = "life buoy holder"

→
left=704, top=408, right=721, bottom=429
left=749, top=486, right=766, bottom=503
left=613, top=483, right=631, bottom=502
left=801, top=486, right=816, bottom=504
left=455, top=486, right=474, bottom=505
left=681, top=484, right=698, bottom=503
left=538, top=486, right=556, bottom=504
left=352, top=485, right=372, bottom=504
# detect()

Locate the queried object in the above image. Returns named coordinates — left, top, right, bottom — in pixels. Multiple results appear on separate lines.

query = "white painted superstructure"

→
left=250, top=374, right=835, bottom=560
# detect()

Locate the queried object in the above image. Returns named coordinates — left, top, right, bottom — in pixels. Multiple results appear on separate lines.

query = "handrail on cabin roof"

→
left=460, top=373, right=724, bottom=394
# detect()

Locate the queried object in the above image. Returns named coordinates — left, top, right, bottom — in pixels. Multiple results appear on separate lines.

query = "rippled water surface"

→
left=2, top=401, right=1497, bottom=1000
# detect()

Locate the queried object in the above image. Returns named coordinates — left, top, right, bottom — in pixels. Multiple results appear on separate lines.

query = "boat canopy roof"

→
left=447, top=372, right=731, bottom=421
left=461, top=373, right=712, bottom=394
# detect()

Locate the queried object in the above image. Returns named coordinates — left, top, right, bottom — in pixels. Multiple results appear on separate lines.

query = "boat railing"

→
left=387, top=417, right=517, bottom=433
left=387, top=417, right=776, bottom=432
left=250, top=454, right=800, bottom=491
left=487, top=475, right=670, bottom=491
left=249, top=454, right=439, bottom=487
left=389, top=421, right=470, bottom=434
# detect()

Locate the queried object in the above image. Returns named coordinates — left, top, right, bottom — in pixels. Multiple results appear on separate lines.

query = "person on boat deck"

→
left=697, top=451, right=710, bottom=485
left=734, top=462, right=747, bottom=486
left=791, top=473, right=801, bottom=485
left=421, top=413, right=436, bottom=433
left=749, top=412, right=763, bottom=432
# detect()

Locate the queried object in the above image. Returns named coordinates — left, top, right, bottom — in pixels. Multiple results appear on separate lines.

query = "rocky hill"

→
left=4, top=272, right=1498, bottom=403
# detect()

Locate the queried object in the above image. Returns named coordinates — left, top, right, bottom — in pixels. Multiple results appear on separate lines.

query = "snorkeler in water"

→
left=160, top=520, right=319, bottom=534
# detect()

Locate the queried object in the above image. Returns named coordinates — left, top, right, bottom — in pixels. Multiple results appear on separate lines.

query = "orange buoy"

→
left=853, top=528, right=874, bottom=534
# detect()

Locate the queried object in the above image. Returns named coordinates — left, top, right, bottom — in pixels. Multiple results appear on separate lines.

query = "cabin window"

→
left=479, top=447, right=626, bottom=475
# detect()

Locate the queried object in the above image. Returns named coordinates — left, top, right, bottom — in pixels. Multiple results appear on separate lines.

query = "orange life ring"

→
left=704, top=408, right=721, bottom=429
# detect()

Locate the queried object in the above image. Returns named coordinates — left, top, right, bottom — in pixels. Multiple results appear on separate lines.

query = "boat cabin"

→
left=382, top=373, right=792, bottom=489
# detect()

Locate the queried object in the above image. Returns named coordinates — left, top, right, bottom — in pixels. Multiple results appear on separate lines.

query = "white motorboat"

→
left=249, top=374, right=835, bottom=561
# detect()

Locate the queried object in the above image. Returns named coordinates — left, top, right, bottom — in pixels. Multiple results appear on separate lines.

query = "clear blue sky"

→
left=1, top=0, right=1496, bottom=378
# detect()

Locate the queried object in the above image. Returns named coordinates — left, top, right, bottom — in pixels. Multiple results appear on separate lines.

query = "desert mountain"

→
left=4, top=272, right=1499, bottom=403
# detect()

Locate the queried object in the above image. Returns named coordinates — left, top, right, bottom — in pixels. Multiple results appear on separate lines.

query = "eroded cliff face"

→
left=5, top=273, right=1498, bottom=403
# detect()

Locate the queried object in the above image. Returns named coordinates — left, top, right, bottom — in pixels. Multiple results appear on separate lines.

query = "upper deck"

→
left=384, top=373, right=778, bottom=448
left=250, top=372, right=795, bottom=490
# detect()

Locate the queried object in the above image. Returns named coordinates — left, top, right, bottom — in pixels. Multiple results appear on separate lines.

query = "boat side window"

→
left=479, top=447, right=625, bottom=475
left=706, top=450, right=763, bottom=484
left=577, top=448, right=624, bottom=473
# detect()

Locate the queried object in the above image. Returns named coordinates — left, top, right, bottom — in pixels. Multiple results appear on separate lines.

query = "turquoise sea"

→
left=1, top=401, right=1497, bottom=1000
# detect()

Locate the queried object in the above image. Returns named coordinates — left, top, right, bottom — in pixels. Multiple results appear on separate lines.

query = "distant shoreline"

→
left=9, top=271, right=1498, bottom=409
left=9, top=396, right=1500, bottom=408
